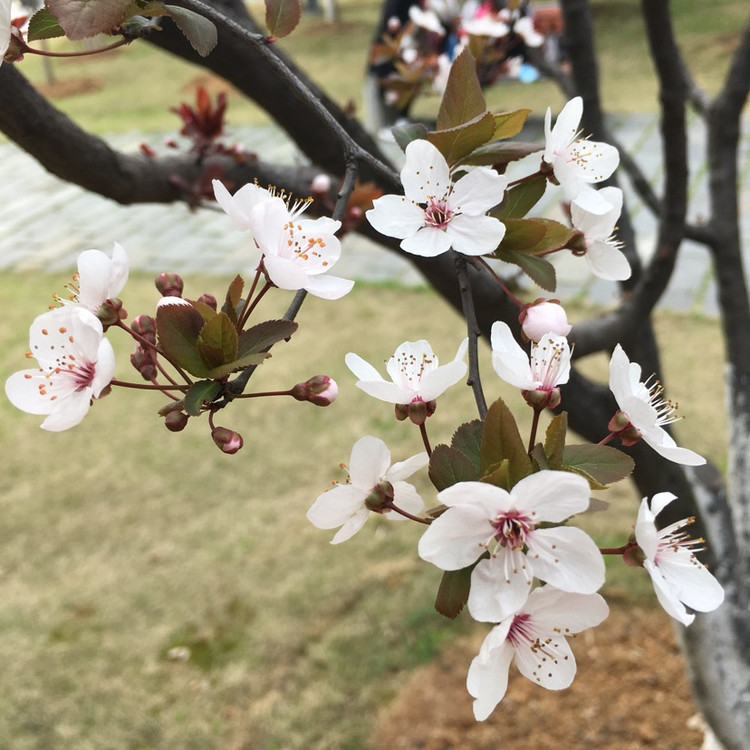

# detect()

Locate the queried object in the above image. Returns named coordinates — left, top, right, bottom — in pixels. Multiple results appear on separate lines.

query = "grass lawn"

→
left=0, top=272, right=726, bottom=748
left=12, top=0, right=748, bottom=135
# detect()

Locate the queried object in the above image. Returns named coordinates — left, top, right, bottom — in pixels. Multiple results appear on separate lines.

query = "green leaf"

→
left=164, top=4, right=217, bottom=56
left=222, top=274, right=244, bottom=325
left=530, top=443, right=549, bottom=471
left=435, top=564, right=476, bottom=619
left=197, top=312, right=238, bottom=370
left=495, top=250, right=557, bottom=292
left=480, top=459, right=511, bottom=491
left=392, top=122, right=429, bottom=153
left=562, top=444, right=635, bottom=487
left=191, top=299, right=218, bottom=322
left=480, top=397, right=532, bottom=487
left=205, top=352, right=269, bottom=379
left=496, top=218, right=547, bottom=252
left=427, top=111, right=496, bottom=166
left=450, top=420, right=483, bottom=473
left=436, top=47, right=487, bottom=130
left=27, top=8, right=66, bottom=40
left=492, top=174, right=547, bottom=220
left=461, top=141, right=543, bottom=168
left=156, top=301, right=210, bottom=377
left=264, top=0, right=301, bottom=38
left=544, top=412, right=568, bottom=468
left=492, top=109, right=531, bottom=140
left=237, top=319, right=298, bottom=357
left=184, top=380, right=221, bottom=417
left=47, top=0, right=133, bottom=40
left=428, top=445, right=479, bottom=491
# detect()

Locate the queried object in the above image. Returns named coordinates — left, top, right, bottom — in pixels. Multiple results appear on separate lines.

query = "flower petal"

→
left=386, top=452, right=429, bottom=482
left=401, top=139, right=451, bottom=203
left=449, top=167, right=508, bottom=216
left=302, top=274, right=354, bottom=300
left=445, top=213, right=506, bottom=256
left=349, top=435, right=391, bottom=489
left=307, top=484, right=366, bottom=530
left=468, top=553, right=533, bottom=623
left=570, top=187, right=622, bottom=240
left=513, top=627, right=578, bottom=690
left=544, top=97, right=583, bottom=161
left=511, top=470, right=591, bottom=522
left=390, top=481, right=425, bottom=518
left=366, top=195, right=426, bottom=240
left=490, top=321, right=534, bottom=390
left=331, top=509, right=370, bottom=544
left=467, top=626, right=515, bottom=721
left=585, top=239, right=632, bottom=281
left=524, top=588, right=610, bottom=633
left=644, top=560, right=695, bottom=625
left=345, top=352, right=386, bottom=384
left=401, top=226, right=453, bottom=257
left=262, top=254, right=310, bottom=291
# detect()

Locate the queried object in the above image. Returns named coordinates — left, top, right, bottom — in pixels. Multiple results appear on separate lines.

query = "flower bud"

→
left=387, top=15, right=401, bottom=33
left=212, top=426, right=243, bottom=454
left=165, top=411, right=189, bottom=432
left=520, top=300, right=572, bottom=342
left=310, top=173, right=332, bottom=196
left=130, top=344, right=158, bottom=381
left=131, top=314, right=157, bottom=343
left=291, top=375, right=338, bottom=406
left=96, top=298, right=127, bottom=329
left=155, top=272, right=184, bottom=298
left=197, top=293, right=217, bottom=311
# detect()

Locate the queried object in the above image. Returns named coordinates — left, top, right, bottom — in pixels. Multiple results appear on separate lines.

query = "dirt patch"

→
left=37, top=77, right=104, bottom=99
left=372, top=604, right=703, bottom=750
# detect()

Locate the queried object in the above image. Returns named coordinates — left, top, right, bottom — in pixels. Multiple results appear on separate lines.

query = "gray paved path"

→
left=1, top=114, right=748, bottom=316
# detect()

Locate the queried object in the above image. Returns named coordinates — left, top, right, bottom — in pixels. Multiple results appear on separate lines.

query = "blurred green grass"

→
left=0, top=271, right=726, bottom=747
left=12, top=0, right=748, bottom=134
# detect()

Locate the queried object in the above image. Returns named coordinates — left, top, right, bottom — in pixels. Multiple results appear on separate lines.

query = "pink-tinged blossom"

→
left=418, top=472, right=605, bottom=622
left=467, top=587, right=609, bottom=720
left=408, top=5, right=445, bottom=35
left=252, top=198, right=354, bottom=300
left=345, top=338, right=468, bottom=405
left=634, top=492, right=724, bottom=626
left=608, top=344, right=705, bottom=465
left=366, top=139, right=508, bottom=258
left=462, top=16, right=509, bottom=38
left=57, top=243, right=130, bottom=312
left=5, top=307, right=115, bottom=431
left=571, top=186, right=631, bottom=281
left=0, top=0, right=11, bottom=65
left=543, top=97, right=619, bottom=214
left=491, top=321, right=571, bottom=393
left=307, top=436, right=428, bottom=544
left=521, top=301, right=572, bottom=342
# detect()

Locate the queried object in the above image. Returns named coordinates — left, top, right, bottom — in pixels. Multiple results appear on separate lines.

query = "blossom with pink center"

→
left=543, top=97, right=619, bottom=214
left=5, top=307, right=115, bottom=431
left=490, top=321, right=571, bottom=393
left=366, top=139, right=508, bottom=257
left=520, top=301, right=572, bottom=343
left=570, top=187, right=631, bottom=280
left=418, top=472, right=605, bottom=622
left=608, top=344, right=705, bottom=465
left=307, top=436, right=428, bottom=544
left=345, top=338, right=468, bottom=405
left=634, top=492, right=724, bottom=625
left=467, top=586, right=609, bottom=720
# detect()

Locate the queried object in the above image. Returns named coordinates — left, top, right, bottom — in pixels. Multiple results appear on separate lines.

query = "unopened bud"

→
left=310, top=173, right=332, bottom=196
left=96, top=298, right=127, bottom=328
left=520, top=300, right=572, bottom=342
left=165, top=411, right=189, bottom=432
left=291, top=375, right=338, bottom=406
left=130, top=344, right=158, bottom=381
left=155, top=272, right=184, bottom=298
left=197, top=293, right=217, bottom=311
left=131, top=314, right=157, bottom=342
left=387, top=15, right=401, bottom=33
left=212, top=426, right=243, bottom=454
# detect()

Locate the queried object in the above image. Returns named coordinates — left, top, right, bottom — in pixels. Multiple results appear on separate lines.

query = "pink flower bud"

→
left=197, top=293, right=217, bottom=311
left=155, top=272, right=184, bottom=298
left=310, top=173, right=332, bottom=195
left=387, top=15, right=401, bottom=33
left=96, top=298, right=127, bottom=328
left=211, top=426, right=244, bottom=454
left=131, top=315, right=157, bottom=342
left=165, top=411, right=189, bottom=432
left=520, top=301, right=572, bottom=342
left=291, top=375, right=338, bottom=406
left=130, top=344, right=157, bottom=381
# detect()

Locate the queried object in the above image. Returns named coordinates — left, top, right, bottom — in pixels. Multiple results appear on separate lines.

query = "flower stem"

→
left=419, top=422, right=432, bottom=456
left=238, top=280, right=273, bottom=330
left=474, top=257, right=525, bottom=308
left=598, top=432, right=617, bottom=445
left=528, top=405, right=543, bottom=454
left=388, top=503, right=431, bottom=525
left=110, top=378, right=188, bottom=392
left=454, top=253, right=487, bottom=420
left=25, top=38, right=129, bottom=58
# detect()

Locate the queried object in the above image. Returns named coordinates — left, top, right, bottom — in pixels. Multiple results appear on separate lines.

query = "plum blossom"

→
left=467, top=587, right=609, bottom=720
left=490, top=321, right=571, bottom=400
left=345, top=338, right=468, bottom=405
left=520, top=301, right=572, bottom=342
left=366, top=139, right=508, bottom=258
left=571, top=186, right=631, bottom=280
left=251, top=197, right=354, bottom=300
left=513, top=16, right=544, bottom=47
left=462, top=16, right=509, bottom=38
left=608, top=344, right=705, bottom=465
left=634, top=492, right=724, bottom=625
left=5, top=307, right=115, bottom=431
left=307, top=436, right=428, bottom=544
left=213, top=179, right=275, bottom=231
left=56, top=243, right=130, bottom=312
left=1, top=0, right=11, bottom=65
left=418, top=472, right=605, bottom=622
left=408, top=5, right=445, bottom=35
left=543, top=96, right=619, bottom=214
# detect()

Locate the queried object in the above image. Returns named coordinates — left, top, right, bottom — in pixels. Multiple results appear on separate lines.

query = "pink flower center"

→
left=423, top=199, right=453, bottom=229
left=491, top=509, right=535, bottom=550
left=655, top=516, right=704, bottom=564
